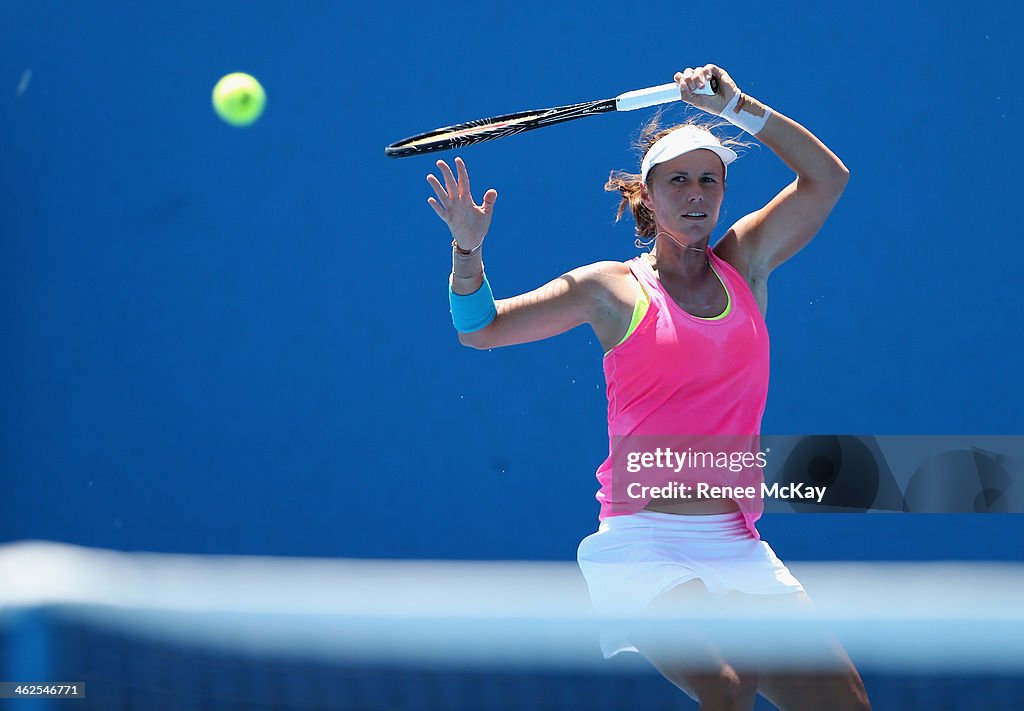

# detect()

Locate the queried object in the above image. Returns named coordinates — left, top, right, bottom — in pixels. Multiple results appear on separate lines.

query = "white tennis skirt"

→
left=576, top=509, right=804, bottom=658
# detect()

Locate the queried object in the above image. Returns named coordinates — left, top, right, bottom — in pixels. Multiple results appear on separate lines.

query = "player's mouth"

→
left=682, top=212, right=707, bottom=221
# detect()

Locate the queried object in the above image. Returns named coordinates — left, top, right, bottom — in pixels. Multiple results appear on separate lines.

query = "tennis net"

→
left=2, top=540, right=1023, bottom=710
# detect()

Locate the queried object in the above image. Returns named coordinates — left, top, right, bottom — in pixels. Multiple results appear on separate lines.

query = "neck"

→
left=651, top=230, right=710, bottom=279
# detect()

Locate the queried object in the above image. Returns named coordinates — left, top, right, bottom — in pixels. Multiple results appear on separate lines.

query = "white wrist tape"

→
left=720, top=93, right=771, bottom=135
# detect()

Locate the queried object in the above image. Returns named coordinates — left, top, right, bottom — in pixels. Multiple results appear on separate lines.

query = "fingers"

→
left=675, top=69, right=693, bottom=93
left=426, top=173, right=449, bottom=205
left=674, top=65, right=735, bottom=113
left=426, top=156, right=496, bottom=222
left=455, top=156, right=472, bottom=201
left=426, top=196, right=445, bottom=218
left=437, top=159, right=459, bottom=199
left=480, top=188, right=498, bottom=214
left=427, top=156, right=477, bottom=210
left=675, top=67, right=710, bottom=93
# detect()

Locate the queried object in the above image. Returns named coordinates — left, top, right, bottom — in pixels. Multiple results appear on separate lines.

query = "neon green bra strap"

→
left=607, top=279, right=651, bottom=353
left=606, top=265, right=732, bottom=354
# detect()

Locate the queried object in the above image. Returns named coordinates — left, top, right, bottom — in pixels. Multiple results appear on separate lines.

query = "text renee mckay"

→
left=627, top=481, right=828, bottom=503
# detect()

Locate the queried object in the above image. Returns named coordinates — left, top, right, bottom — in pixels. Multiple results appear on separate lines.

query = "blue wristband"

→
left=449, top=275, right=497, bottom=333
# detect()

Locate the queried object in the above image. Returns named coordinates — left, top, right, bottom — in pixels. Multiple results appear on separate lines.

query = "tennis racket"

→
left=385, top=78, right=718, bottom=159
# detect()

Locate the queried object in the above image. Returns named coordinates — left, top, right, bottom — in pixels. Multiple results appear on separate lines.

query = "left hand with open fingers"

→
left=675, top=64, right=740, bottom=116
left=425, top=156, right=498, bottom=251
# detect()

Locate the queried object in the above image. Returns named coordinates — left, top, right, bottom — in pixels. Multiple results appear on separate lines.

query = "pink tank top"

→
left=596, top=248, right=770, bottom=539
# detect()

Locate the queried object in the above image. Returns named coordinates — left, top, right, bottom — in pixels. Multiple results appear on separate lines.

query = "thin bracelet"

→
left=452, top=257, right=484, bottom=280
left=452, top=238, right=483, bottom=256
left=453, top=268, right=484, bottom=280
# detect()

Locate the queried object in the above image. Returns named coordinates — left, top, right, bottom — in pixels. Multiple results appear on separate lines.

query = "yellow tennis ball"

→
left=212, top=73, right=266, bottom=127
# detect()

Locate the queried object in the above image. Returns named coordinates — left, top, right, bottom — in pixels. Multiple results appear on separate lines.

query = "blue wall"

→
left=1, top=0, right=1021, bottom=560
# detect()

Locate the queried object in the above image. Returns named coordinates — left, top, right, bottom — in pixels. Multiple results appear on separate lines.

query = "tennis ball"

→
left=212, top=73, right=266, bottom=127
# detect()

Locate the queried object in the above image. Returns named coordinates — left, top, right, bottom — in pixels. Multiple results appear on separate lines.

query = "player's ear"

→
left=640, top=182, right=653, bottom=212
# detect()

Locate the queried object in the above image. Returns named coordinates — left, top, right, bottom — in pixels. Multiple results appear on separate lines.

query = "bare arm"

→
left=426, top=157, right=615, bottom=350
left=677, top=65, right=850, bottom=283
left=457, top=262, right=622, bottom=350
left=724, top=100, right=850, bottom=280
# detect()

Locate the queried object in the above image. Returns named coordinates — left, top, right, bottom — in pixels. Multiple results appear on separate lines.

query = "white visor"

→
left=640, top=125, right=737, bottom=183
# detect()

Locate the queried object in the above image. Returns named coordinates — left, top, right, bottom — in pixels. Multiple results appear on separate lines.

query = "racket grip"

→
left=615, top=78, right=718, bottom=111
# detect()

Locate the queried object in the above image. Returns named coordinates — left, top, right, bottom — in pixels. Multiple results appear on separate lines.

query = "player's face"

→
left=642, top=149, right=725, bottom=244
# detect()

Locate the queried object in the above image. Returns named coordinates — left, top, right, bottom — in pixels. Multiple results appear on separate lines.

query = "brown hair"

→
left=604, top=110, right=754, bottom=240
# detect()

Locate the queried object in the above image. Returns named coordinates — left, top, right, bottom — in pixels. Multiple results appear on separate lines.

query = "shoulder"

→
left=559, top=259, right=642, bottom=325
left=566, top=259, right=637, bottom=296
left=712, top=212, right=762, bottom=283
left=578, top=259, right=637, bottom=278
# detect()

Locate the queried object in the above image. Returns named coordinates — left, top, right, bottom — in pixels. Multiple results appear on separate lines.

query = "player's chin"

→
left=678, top=216, right=715, bottom=232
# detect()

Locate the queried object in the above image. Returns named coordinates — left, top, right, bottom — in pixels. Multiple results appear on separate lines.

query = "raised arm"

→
left=675, top=65, right=850, bottom=282
left=427, top=157, right=613, bottom=350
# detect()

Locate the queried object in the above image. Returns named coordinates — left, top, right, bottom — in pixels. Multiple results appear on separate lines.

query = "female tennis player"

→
left=428, top=64, right=870, bottom=710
